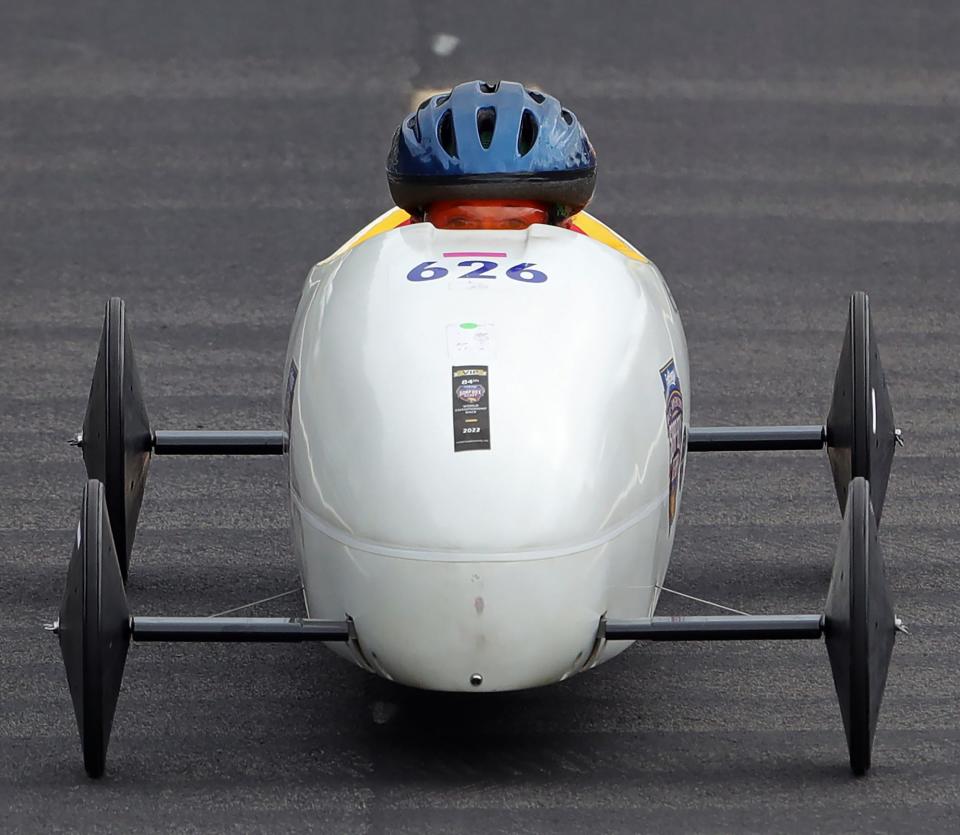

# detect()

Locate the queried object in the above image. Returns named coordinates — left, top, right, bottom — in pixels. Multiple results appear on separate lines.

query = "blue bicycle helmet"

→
left=387, top=80, right=597, bottom=218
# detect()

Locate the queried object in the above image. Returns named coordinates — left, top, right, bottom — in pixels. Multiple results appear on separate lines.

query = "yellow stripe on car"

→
left=570, top=212, right=649, bottom=263
left=328, top=207, right=411, bottom=260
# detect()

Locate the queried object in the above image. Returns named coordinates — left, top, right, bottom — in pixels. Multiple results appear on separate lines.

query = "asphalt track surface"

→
left=2, top=2, right=959, bottom=832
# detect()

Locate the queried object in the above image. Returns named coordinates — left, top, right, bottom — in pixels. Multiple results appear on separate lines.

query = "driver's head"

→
left=387, top=80, right=596, bottom=225
left=424, top=199, right=549, bottom=230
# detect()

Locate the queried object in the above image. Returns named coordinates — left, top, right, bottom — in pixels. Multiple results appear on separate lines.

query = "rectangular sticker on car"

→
left=452, top=366, right=491, bottom=452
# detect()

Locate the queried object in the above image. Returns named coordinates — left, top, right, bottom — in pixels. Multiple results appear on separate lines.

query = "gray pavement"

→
left=2, top=2, right=958, bottom=832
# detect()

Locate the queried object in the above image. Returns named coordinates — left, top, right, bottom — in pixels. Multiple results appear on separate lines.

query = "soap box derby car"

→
left=48, top=206, right=901, bottom=779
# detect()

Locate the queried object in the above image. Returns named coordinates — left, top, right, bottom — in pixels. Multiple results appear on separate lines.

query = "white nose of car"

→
left=286, top=220, right=688, bottom=690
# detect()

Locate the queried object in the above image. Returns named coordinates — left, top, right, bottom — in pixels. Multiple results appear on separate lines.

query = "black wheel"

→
left=81, top=298, right=152, bottom=581
left=826, top=292, right=897, bottom=522
left=824, top=477, right=896, bottom=775
left=58, top=480, right=131, bottom=778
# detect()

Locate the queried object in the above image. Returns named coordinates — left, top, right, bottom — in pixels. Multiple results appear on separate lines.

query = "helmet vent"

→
left=406, top=115, right=421, bottom=142
left=477, top=107, right=496, bottom=149
left=518, top=109, right=538, bottom=156
left=437, top=109, right=457, bottom=158
left=527, top=90, right=545, bottom=104
left=479, top=81, right=499, bottom=93
left=560, top=109, right=574, bottom=125
left=435, top=93, right=450, bottom=106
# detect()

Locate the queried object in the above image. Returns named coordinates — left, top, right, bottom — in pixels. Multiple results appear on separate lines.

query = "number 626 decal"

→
left=407, top=259, right=548, bottom=283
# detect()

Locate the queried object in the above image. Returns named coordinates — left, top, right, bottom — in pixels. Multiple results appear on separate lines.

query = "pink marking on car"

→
left=442, top=251, right=507, bottom=258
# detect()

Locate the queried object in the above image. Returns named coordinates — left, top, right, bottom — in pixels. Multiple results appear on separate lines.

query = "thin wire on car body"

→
left=206, top=587, right=304, bottom=618
left=657, top=585, right=751, bottom=617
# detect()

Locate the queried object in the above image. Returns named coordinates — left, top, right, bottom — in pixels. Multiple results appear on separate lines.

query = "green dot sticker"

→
left=459, top=322, right=478, bottom=330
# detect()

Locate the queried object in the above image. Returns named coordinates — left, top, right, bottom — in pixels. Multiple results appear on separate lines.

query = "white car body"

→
left=284, top=210, right=689, bottom=692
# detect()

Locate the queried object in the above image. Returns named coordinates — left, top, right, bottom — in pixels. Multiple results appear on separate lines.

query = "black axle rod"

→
left=129, top=614, right=825, bottom=644
left=132, top=617, right=350, bottom=642
left=604, top=614, right=824, bottom=641
left=687, top=425, right=825, bottom=452
left=148, top=426, right=825, bottom=457
left=151, top=430, right=286, bottom=455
